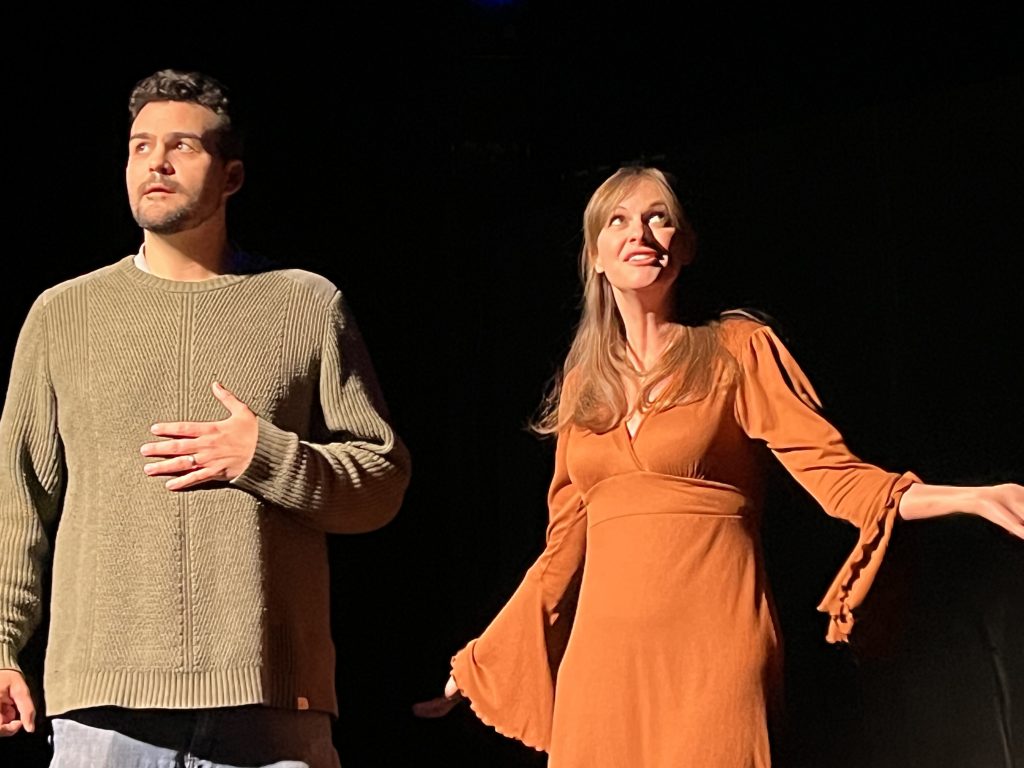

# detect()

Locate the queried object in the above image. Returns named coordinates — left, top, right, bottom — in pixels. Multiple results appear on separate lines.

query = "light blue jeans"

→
left=49, top=706, right=342, bottom=768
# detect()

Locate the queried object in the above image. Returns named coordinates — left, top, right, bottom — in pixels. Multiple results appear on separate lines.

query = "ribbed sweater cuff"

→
left=231, top=417, right=297, bottom=496
left=0, top=645, right=22, bottom=674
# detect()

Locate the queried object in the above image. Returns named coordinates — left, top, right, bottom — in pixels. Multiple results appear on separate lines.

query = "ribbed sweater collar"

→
left=116, top=252, right=272, bottom=294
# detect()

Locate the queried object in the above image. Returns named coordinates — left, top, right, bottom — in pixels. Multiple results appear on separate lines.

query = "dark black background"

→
left=3, top=3, right=1022, bottom=766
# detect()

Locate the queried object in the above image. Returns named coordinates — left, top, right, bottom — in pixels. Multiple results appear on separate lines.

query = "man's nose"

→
left=148, top=145, right=173, bottom=175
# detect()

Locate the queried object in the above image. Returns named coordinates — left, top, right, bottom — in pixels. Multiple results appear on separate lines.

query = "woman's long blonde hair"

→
left=531, top=166, right=732, bottom=436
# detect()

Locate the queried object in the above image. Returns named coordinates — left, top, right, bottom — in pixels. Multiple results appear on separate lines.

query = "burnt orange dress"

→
left=451, top=318, right=919, bottom=767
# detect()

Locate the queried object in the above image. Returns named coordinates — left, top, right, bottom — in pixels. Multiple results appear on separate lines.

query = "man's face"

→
left=126, top=100, right=241, bottom=234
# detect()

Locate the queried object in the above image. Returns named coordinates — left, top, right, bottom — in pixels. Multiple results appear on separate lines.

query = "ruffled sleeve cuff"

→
left=447, top=561, right=582, bottom=753
left=817, top=470, right=922, bottom=643
left=450, top=642, right=550, bottom=752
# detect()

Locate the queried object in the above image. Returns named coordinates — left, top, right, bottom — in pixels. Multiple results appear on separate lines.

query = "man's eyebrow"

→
left=128, top=131, right=206, bottom=142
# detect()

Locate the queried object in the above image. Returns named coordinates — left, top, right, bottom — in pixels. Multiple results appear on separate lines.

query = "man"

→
left=0, top=69, right=410, bottom=767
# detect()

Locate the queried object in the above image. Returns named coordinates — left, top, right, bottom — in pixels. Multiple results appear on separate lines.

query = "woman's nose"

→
left=629, top=218, right=655, bottom=244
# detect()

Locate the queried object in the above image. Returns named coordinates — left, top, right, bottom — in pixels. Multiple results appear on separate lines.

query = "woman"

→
left=414, top=166, right=1023, bottom=767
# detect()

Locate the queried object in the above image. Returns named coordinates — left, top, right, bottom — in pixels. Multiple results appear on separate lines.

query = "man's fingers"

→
left=12, top=688, right=34, bottom=733
left=0, top=720, right=24, bottom=736
left=0, top=679, right=35, bottom=735
left=149, top=381, right=251, bottom=443
left=141, top=438, right=192, bottom=458
left=143, top=455, right=199, bottom=477
left=0, top=699, right=17, bottom=735
left=165, top=466, right=219, bottom=491
left=211, top=381, right=247, bottom=416
left=149, top=422, right=208, bottom=439
left=141, top=458, right=214, bottom=488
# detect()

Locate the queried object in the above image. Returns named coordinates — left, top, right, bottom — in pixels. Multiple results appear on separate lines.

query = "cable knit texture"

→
left=0, top=255, right=410, bottom=717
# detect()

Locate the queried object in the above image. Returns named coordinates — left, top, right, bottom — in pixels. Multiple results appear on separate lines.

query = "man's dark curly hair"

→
left=128, top=69, right=245, bottom=161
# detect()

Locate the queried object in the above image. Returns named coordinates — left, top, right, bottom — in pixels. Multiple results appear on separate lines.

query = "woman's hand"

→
left=899, top=482, right=1024, bottom=539
left=411, top=675, right=464, bottom=718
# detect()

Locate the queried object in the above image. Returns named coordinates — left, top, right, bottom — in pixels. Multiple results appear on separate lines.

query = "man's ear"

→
left=225, top=160, right=245, bottom=197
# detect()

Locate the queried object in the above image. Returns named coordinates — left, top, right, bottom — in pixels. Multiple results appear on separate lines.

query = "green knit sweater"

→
left=0, top=255, right=411, bottom=717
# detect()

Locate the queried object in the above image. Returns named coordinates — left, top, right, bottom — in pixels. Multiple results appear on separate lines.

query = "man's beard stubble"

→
left=132, top=201, right=197, bottom=235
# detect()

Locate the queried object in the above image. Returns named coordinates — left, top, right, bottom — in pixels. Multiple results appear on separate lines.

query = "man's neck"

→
left=141, top=230, right=232, bottom=281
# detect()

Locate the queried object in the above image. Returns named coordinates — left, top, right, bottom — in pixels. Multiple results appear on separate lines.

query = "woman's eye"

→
left=609, top=214, right=624, bottom=226
left=647, top=212, right=668, bottom=225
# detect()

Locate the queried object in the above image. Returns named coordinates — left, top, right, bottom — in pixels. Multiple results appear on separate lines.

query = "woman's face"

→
left=591, top=179, right=688, bottom=299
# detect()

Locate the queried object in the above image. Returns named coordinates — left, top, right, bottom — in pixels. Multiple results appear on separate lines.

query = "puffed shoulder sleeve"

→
left=449, top=424, right=586, bottom=751
left=730, top=321, right=921, bottom=643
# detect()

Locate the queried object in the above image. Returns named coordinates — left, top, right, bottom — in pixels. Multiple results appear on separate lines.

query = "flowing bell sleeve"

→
left=449, top=426, right=586, bottom=751
left=730, top=321, right=921, bottom=643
